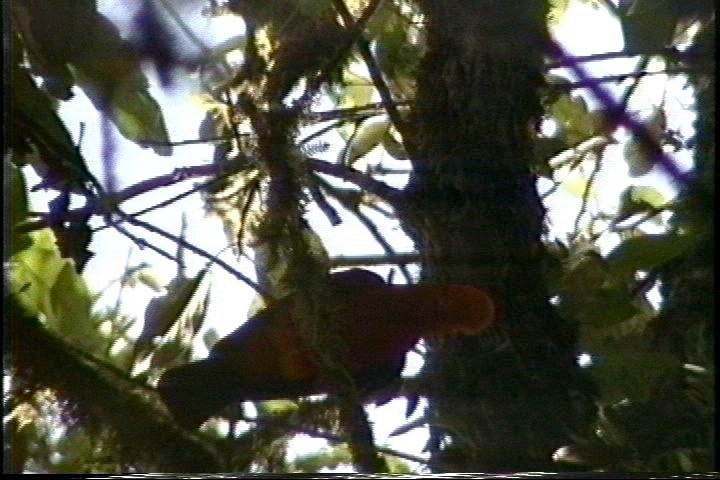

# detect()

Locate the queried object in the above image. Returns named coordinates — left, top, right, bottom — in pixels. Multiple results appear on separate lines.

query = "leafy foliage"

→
left=5, top=0, right=714, bottom=474
left=12, top=0, right=172, bottom=155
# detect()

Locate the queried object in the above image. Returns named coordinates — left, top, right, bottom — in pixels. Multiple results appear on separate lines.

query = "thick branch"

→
left=330, top=253, right=421, bottom=267
left=6, top=297, right=221, bottom=472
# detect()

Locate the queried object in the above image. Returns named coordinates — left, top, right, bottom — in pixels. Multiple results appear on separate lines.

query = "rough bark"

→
left=6, top=296, right=222, bottom=472
left=404, top=0, right=595, bottom=471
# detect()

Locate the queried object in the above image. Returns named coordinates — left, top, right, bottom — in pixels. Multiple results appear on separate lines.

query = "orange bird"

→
left=156, top=269, right=497, bottom=429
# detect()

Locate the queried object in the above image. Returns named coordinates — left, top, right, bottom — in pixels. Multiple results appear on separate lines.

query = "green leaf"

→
left=8, top=161, right=32, bottom=254
left=372, top=18, right=421, bottom=98
left=135, top=269, right=165, bottom=292
left=562, top=250, right=608, bottom=294
left=561, top=287, right=641, bottom=328
left=48, top=262, right=99, bottom=352
left=339, top=71, right=375, bottom=111
left=68, top=13, right=172, bottom=156
left=150, top=337, right=190, bottom=371
left=589, top=335, right=682, bottom=403
left=292, top=445, right=354, bottom=473
left=294, top=0, right=332, bottom=18
left=135, top=269, right=208, bottom=354
left=9, top=228, right=101, bottom=352
left=621, top=0, right=679, bottom=52
left=548, top=0, right=571, bottom=26
left=561, top=177, right=593, bottom=198
left=623, top=135, right=655, bottom=177
left=340, top=118, right=389, bottom=165
left=381, top=127, right=408, bottom=161
left=257, top=399, right=298, bottom=416
left=17, top=1, right=171, bottom=156
left=11, top=65, right=93, bottom=192
left=109, top=86, right=172, bottom=155
left=614, top=186, right=667, bottom=224
left=9, top=229, right=68, bottom=319
left=605, top=232, right=699, bottom=278
left=549, top=94, right=596, bottom=146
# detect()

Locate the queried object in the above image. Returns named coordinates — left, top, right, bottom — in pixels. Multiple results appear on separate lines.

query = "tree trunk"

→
left=403, top=0, right=594, bottom=471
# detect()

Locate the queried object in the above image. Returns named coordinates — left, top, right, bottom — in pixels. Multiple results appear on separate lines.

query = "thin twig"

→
left=94, top=175, right=230, bottom=234
left=596, top=0, right=621, bottom=19
left=239, top=414, right=428, bottom=466
left=558, top=67, right=706, bottom=93
left=111, top=221, right=178, bottom=263
left=19, top=158, right=400, bottom=238
left=306, top=101, right=411, bottom=123
left=610, top=205, right=669, bottom=232
left=138, top=135, right=250, bottom=147
left=117, top=213, right=270, bottom=299
left=17, top=158, right=252, bottom=234
left=545, top=48, right=704, bottom=70
left=308, top=158, right=403, bottom=208
left=548, top=41, right=691, bottom=187
left=572, top=154, right=604, bottom=240
left=541, top=136, right=613, bottom=200
left=157, top=0, right=211, bottom=56
left=308, top=178, right=343, bottom=227
left=618, top=56, right=650, bottom=113
left=319, top=178, right=413, bottom=285
left=299, top=120, right=349, bottom=146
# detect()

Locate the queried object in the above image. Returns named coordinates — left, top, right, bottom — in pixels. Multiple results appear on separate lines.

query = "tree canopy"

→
left=5, top=0, right=714, bottom=474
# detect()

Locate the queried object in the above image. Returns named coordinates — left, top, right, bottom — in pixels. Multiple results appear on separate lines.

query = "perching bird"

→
left=156, top=269, right=497, bottom=429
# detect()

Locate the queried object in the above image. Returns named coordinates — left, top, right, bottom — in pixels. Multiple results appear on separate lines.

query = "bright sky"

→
left=23, top=0, right=696, bottom=473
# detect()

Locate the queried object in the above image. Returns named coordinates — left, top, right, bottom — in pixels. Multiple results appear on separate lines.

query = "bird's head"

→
left=439, top=285, right=498, bottom=336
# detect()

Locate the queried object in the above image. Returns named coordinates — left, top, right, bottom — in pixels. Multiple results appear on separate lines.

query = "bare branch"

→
left=116, top=213, right=270, bottom=300
left=308, top=158, right=404, bottom=208
left=138, top=135, right=250, bottom=147
left=572, top=154, right=604, bottom=241
left=16, top=157, right=253, bottom=234
left=111, top=221, right=178, bottom=264
left=305, top=101, right=411, bottom=123
left=238, top=414, right=428, bottom=466
left=320, top=177, right=413, bottom=284
left=308, top=177, right=343, bottom=226
left=545, top=48, right=705, bottom=70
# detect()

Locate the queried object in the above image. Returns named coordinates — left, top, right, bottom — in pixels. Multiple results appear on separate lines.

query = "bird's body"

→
left=157, top=269, right=496, bottom=429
